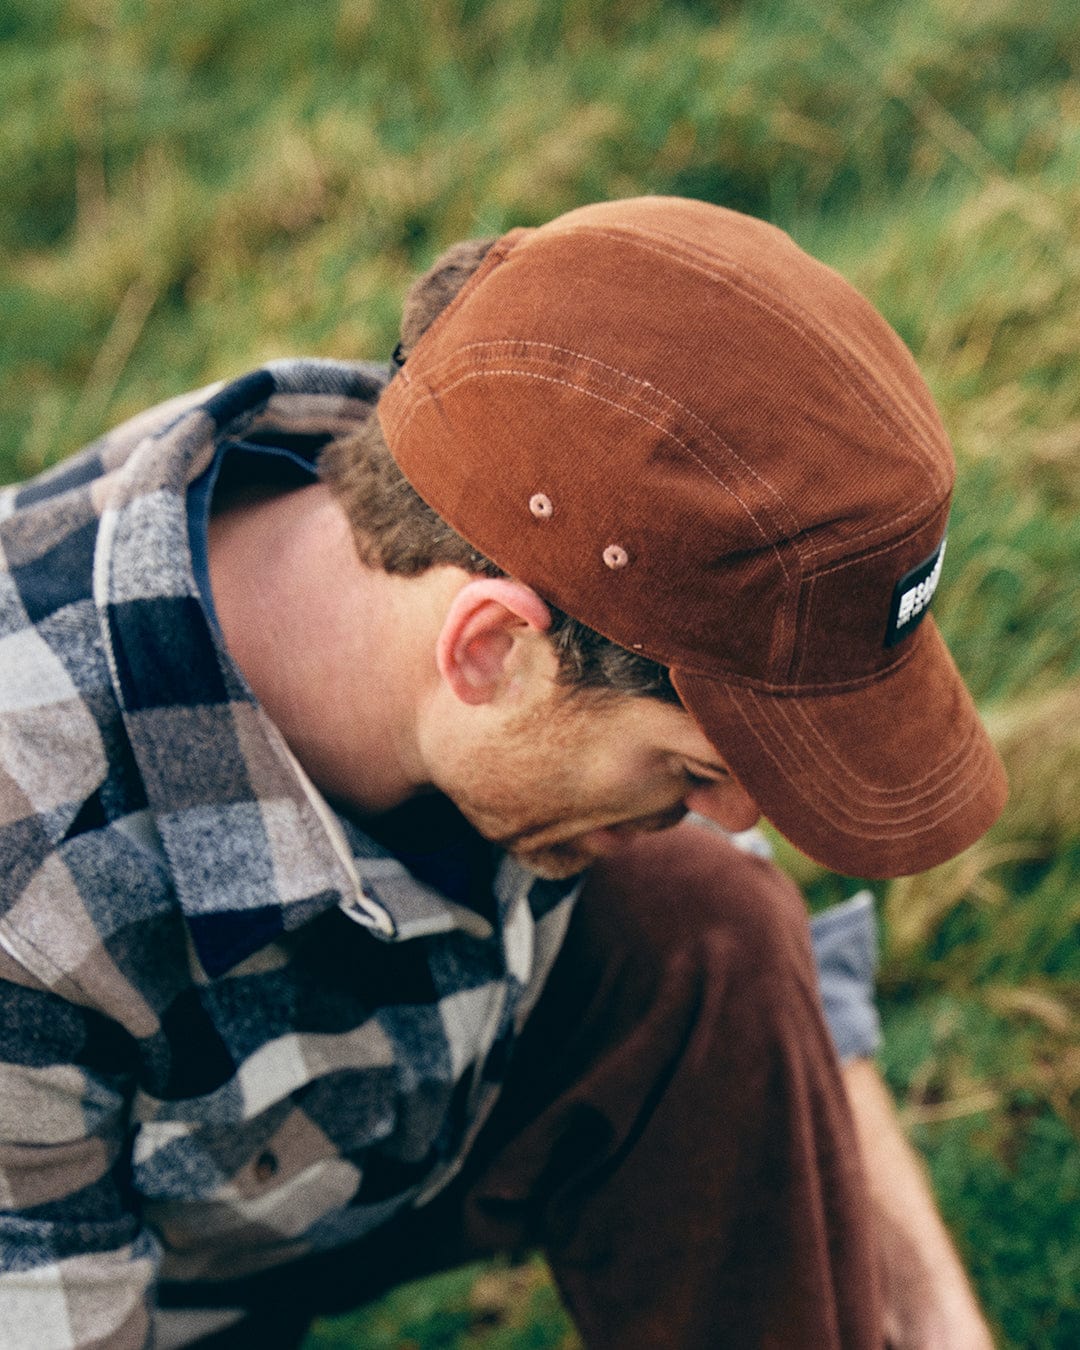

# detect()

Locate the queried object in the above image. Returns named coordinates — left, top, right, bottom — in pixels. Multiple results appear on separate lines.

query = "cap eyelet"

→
left=603, top=544, right=629, bottom=570
left=529, top=493, right=554, bottom=519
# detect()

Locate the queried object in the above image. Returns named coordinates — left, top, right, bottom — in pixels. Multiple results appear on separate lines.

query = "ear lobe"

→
left=436, top=579, right=552, bottom=706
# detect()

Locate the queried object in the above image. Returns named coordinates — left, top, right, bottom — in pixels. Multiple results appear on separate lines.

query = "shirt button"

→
left=254, top=1150, right=279, bottom=1183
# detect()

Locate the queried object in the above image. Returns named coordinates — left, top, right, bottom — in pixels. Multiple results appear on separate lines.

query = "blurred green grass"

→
left=2, top=1, right=1077, bottom=1346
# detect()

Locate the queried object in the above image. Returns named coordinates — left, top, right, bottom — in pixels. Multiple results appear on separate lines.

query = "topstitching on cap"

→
left=561, top=223, right=949, bottom=487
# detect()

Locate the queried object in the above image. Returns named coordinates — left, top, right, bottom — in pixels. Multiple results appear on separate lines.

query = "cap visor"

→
left=673, top=620, right=1007, bottom=878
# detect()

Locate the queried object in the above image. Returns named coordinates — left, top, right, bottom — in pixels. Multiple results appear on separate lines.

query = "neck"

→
left=207, top=482, right=451, bottom=815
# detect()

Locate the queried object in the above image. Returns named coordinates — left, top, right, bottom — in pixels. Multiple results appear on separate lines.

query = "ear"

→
left=436, top=578, right=552, bottom=706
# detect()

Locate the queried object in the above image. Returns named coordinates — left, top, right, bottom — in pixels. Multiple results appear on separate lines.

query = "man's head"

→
left=325, top=196, right=1007, bottom=878
left=322, top=235, right=679, bottom=706
left=408, top=569, right=760, bottom=878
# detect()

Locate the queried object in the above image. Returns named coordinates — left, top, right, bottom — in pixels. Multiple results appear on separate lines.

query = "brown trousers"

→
left=164, top=823, right=884, bottom=1348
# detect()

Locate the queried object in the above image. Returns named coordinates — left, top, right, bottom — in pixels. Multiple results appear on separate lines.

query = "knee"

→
left=576, top=818, right=815, bottom=985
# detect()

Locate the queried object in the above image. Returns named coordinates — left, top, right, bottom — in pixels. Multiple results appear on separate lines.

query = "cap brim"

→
left=672, top=619, right=1007, bottom=878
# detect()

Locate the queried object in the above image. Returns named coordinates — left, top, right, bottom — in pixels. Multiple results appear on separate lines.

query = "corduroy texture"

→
left=378, top=196, right=1007, bottom=876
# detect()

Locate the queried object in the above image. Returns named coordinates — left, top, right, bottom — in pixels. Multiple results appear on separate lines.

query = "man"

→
left=0, top=197, right=1004, bottom=1347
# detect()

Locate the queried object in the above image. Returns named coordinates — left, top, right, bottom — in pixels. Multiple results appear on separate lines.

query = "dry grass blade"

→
left=983, top=684, right=1080, bottom=844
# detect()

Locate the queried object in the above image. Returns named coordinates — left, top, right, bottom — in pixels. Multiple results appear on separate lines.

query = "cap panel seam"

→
left=805, top=505, right=950, bottom=580
left=387, top=365, right=799, bottom=582
left=390, top=349, right=938, bottom=560
left=673, top=625, right=925, bottom=691
left=430, top=343, right=810, bottom=549
left=423, top=338, right=924, bottom=567
left=574, top=221, right=947, bottom=459
left=571, top=225, right=949, bottom=492
left=429, top=339, right=808, bottom=550
left=790, top=570, right=817, bottom=685
left=447, top=338, right=665, bottom=398
left=786, top=513, right=951, bottom=684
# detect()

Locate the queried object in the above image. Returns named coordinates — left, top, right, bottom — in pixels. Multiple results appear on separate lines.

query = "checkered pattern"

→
left=0, top=360, right=580, bottom=1349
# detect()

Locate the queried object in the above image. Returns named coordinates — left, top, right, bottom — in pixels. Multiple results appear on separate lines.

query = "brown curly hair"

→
left=320, top=239, right=678, bottom=703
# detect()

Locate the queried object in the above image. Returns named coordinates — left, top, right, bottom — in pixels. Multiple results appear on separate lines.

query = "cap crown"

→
left=379, top=197, right=953, bottom=694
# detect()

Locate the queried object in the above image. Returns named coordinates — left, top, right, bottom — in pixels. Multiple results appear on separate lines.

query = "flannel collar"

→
left=94, top=360, right=496, bottom=976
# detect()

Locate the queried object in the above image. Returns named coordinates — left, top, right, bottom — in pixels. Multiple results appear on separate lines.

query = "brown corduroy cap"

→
left=378, top=196, right=1007, bottom=878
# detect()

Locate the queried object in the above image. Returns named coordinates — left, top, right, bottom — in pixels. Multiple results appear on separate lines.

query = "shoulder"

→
left=0, top=807, right=183, bottom=1035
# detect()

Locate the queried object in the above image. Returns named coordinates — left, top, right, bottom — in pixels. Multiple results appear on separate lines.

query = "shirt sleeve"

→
left=808, top=890, right=882, bottom=1062
left=0, top=957, right=157, bottom=1349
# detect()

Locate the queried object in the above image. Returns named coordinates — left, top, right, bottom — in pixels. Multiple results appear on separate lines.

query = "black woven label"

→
left=885, top=535, right=947, bottom=648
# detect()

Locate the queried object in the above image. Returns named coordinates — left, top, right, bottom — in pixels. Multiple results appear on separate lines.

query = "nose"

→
left=684, top=777, right=761, bottom=834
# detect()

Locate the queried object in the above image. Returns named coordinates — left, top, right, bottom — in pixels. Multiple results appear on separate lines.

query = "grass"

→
left=3, top=1, right=1077, bottom=1345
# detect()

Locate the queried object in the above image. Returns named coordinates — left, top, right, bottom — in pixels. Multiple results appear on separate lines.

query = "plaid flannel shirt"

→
left=0, top=359, right=581, bottom=1349
left=0, top=357, right=880, bottom=1349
